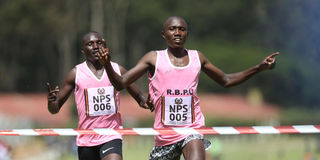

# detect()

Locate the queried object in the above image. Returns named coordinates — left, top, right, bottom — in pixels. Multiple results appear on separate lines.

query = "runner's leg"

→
left=182, top=139, right=205, bottom=160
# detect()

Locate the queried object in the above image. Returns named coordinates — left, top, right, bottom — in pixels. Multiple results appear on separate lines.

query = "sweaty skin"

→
left=98, top=16, right=279, bottom=160
left=47, top=32, right=153, bottom=160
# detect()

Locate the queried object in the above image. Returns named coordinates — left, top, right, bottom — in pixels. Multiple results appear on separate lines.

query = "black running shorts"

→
left=78, top=139, right=122, bottom=160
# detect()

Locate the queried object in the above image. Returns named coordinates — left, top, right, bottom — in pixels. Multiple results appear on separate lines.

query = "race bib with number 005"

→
left=161, top=96, right=194, bottom=126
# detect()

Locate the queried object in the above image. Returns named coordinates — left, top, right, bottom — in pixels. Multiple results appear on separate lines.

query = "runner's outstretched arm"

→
left=200, top=51, right=279, bottom=88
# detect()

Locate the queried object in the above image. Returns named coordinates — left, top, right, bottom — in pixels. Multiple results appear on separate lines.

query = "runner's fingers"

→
left=48, top=86, right=59, bottom=96
left=48, top=91, right=57, bottom=97
left=101, top=45, right=105, bottom=53
left=47, top=92, right=57, bottom=102
left=265, top=52, right=279, bottom=62
left=150, top=106, right=154, bottom=112
left=270, top=52, right=280, bottom=58
left=98, top=46, right=109, bottom=61
left=48, top=95, right=56, bottom=101
left=98, top=47, right=104, bottom=57
left=102, top=39, right=108, bottom=48
left=105, top=47, right=109, bottom=54
left=54, top=86, right=60, bottom=93
left=46, top=82, right=51, bottom=92
left=101, top=39, right=109, bottom=51
left=266, top=58, right=275, bottom=63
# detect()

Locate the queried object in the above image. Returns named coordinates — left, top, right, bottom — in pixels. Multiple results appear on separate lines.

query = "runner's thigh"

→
left=182, top=139, right=205, bottom=160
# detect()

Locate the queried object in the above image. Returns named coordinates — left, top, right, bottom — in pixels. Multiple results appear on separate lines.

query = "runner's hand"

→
left=139, top=94, right=154, bottom=112
left=98, top=39, right=110, bottom=65
left=46, top=82, right=59, bottom=105
left=258, top=52, right=280, bottom=71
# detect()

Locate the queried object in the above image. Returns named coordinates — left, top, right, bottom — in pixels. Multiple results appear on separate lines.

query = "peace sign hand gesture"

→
left=46, top=82, right=59, bottom=106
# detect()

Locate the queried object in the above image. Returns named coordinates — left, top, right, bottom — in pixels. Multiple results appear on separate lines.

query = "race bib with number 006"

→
left=84, top=86, right=117, bottom=116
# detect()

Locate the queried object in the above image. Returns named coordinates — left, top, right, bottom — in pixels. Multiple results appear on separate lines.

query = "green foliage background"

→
left=1, top=1, right=320, bottom=159
left=0, top=0, right=320, bottom=109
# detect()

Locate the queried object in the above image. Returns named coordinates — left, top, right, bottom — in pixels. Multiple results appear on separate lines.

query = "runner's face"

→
left=162, top=18, right=188, bottom=48
left=82, top=33, right=105, bottom=62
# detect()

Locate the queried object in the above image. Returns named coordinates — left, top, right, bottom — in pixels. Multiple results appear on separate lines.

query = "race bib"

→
left=161, top=96, right=194, bottom=126
left=84, top=86, right=117, bottom=116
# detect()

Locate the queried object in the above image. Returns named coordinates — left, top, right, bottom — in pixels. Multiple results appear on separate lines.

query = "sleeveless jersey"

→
left=148, top=49, right=205, bottom=146
left=74, top=61, right=122, bottom=146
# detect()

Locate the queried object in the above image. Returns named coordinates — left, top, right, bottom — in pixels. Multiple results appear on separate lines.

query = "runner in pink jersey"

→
left=98, top=16, right=279, bottom=160
left=74, top=61, right=123, bottom=147
left=47, top=31, right=153, bottom=160
left=149, top=49, right=205, bottom=147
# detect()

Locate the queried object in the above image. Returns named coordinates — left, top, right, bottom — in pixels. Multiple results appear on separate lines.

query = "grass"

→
left=121, top=134, right=320, bottom=160
left=123, top=136, right=154, bottom=160
left=211, top=134, right=320, bottom=160
left=12, top=134, right=320, bottom=160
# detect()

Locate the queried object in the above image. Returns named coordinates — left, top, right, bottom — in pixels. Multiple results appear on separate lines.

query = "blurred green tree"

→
left=0, top=0, right=319, bottom=108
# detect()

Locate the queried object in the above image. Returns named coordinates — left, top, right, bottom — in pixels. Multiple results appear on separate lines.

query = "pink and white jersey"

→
left=74, top=61, right=122, bottom=146
left=148, top=49, right=205, bottom=146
